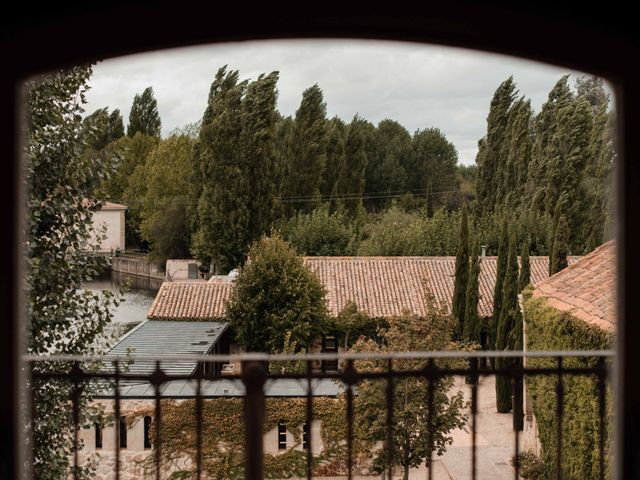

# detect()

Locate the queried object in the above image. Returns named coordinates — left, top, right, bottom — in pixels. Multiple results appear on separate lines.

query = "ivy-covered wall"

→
left=523, top=292, right=613, bottom=479
left=132, top=397, right=376, bottom=479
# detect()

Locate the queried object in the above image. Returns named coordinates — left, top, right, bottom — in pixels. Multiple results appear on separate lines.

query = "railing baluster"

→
left=556, top=357, right=564, bottom=480
left=470, top=357, right=478, bottom=480
left=426, top=359, right=436, bottom=480
left=385, top=358, right=394, bottom=480
left=114, top=360, right=120, bottom=480
left=598, top=357, right=607, bottom=480
left=195, top=375, right=203, bottom=480
left=345, top=359, right=355, bottom=480
left=71, top=362, right=80, bottom=480
left=306, top=359, right=313, bottom=480
left=513, top=357, right=523, bottom=480
left=153, top=361, right=163, bottom=480
left=242, top=360, right=267, bottom=480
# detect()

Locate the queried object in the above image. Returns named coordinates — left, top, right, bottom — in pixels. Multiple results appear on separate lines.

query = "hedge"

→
left=523, top=291, right=614, bottom=479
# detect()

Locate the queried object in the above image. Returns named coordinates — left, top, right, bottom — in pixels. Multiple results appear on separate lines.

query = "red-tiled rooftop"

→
left=149, top=255, right=579, bottom=320
left=532, top=241, right=615, bottom=332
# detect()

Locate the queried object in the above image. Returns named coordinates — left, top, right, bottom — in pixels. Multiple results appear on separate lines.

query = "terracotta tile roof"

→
left=148, top=281, right=234, bottom=320
left=532, top=241, right=615, bottom=332
left=149, top=256, right=579, bottom=321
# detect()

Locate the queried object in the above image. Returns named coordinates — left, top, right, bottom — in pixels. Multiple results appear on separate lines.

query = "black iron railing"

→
left=24, top=350, right=613, bottom=480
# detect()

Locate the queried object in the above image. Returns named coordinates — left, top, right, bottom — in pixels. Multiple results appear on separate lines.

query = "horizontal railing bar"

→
left=22, top=349, right=615, bottom=363
left=31, top=366, right=609, bottom=383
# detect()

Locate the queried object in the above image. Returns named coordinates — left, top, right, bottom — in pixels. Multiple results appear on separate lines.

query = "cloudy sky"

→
left=84, top=39, right=595, bottom=165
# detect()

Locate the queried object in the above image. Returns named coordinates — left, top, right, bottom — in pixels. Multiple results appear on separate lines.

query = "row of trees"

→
left=88, top=66, right=464, bottom=271
left=475, top=75, right=614, bottom=254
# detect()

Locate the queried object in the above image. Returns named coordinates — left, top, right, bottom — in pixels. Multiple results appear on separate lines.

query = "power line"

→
left=277, top=188, right=463, bottom=203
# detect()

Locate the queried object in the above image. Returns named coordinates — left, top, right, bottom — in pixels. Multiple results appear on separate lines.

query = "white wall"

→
left=89, top=209, right=125, bottom=252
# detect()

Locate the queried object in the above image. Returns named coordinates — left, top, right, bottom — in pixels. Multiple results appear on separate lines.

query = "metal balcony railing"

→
left=23, top=350, right=614, bottom=480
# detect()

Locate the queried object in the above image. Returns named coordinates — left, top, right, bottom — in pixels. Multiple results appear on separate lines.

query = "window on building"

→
left=119, top=416, right=127, bottom=449
left=95, top=422, right=102, bottom=449
left=302, top=422, right=309, bottom=450
left=144, top=416, right=152, bottom=449
left=278, top=421, right=286, bottom=450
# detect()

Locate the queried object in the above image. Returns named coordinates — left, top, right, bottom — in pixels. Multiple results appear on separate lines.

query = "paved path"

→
left=408, top=375, right=521, bottom=480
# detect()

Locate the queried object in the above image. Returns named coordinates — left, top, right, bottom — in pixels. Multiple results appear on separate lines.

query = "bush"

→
left=512, top=451, right=551, bottom=479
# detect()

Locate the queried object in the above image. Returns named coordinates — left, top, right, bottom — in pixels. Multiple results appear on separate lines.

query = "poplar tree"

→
left=338, top=115, right=370, bottom=217
left=518, top=242, right=531, bottom=291
left=240, top=71, right=280, bottom=241
left=550, top=215, right=570, bottom=275
left=108, top=108, right=125, bottom=141
left=452, top=207, right=470, bottom=339
left=476, top=77, right=516, bottom=215
left=463, top=236, right=481, bottom=344
left=283, top=84, right=328, bottom=212
left=193, top=67, right=248, bottom=273
left=127, top=86, right=162, bottom=137
left=495, top=231, right=520, bottom=413
left=490, top=218, right=509, bottom=350
left=321, top=117, right=347, bottom=211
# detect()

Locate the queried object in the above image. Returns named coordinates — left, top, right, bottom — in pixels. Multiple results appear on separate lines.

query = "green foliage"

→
left=26, top=66, right=119, bottom=479
left=319, top=116, right=347, bottom=210
left=328, top=301, right=387, bottom=350
left=193, top=67, right=279, bottom=273
left=512, top=451, right=551, bottom=479
left=351, top=300, right=468, bottom=479
left=277, top=206, right=356, bottom=256
left=127, top=86, right=161, bottom=137
left=136, top=133, right=196, bottom=264
left=283, top=84, right=328, bottom=213
left=495, top=230, right=521, bottom=412
left=452, top=207, right=470, bottom=339
left=524, top=295, right=613, bottom=479
left=337, top=115, right=371, bottom=217
left=550, top=215, right=570, bottom=275
left=463, top=237, right=482, bottom=343
left=357, top=206, right=429, bottom=256
left=226, top=235, right=328, bottom=352
left=490, top=219, right=509, bottom=350
left=519, top=242, right=531, bottom=291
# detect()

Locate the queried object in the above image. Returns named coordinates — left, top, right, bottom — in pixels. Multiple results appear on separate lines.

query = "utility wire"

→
left=276, top=187, right=462, bottom=203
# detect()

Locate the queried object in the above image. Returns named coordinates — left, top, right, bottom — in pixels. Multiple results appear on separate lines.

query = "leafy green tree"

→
left=490, top=219, right=509, bottom=350
left=463, top=237, right=482, bottom=344
left=495, top=231, right=520, bottom=413
left=226, top=235, right=328, bottom=352
left=518, top=242, right=531, bottom=291
left=365, top=119, right=410, bottom=211
left=320, top=117, right=347, bottom=210
left=240, top=71, right=280, bottom=241
left=137, top=133, right=196, bottom=265
left=127, top=86, right=162, bottom=137
left=108, top=108, right=125, bottom=140
left=337, top=115, right=370, bottom=217
left=278, top=206, right=355, bottom=256
left=409, top=128, right=458, bottom=210
left=452, top=207, right=470, bottom=339
left=502, top=98, right=533, bottom=208
left=357, top=206, right=425, bottom=256
left=550, top=215, right=570, bottom=275
left=476, top=77, right=516, bottom=215
left=282, top=84, right=328, bottom=213
left=351, top=300, right=467, bottom=480
left=25, top=66, right=119, bottom=479
left=193, top=67, right=248, bottom=273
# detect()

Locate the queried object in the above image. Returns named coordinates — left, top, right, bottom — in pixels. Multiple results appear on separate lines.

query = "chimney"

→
left=481, top=245, right=487, bottom=257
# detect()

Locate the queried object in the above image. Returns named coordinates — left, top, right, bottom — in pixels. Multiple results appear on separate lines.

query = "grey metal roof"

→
left=96, top=378, right=344, bottom=398
left=104, top=320, right=228, bottom=376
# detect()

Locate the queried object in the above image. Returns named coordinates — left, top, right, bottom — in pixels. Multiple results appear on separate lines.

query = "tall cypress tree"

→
left=476, top=77, right=516, bottom=215
left=127, top=86, right=162, bottom=137
left=518, top=241, right=531, bottom=292
left=463, top=236, right=481, bottom=344
left=283, top=84, right=328, bottom=213
left=321, top=117, right=347, bottom=212
left=452, top=207, right=470, bottom=339
left=490, top=218, right=509, bottom=350
left=550, top=215, right=570, bottom=275
left=495, top=230, right=520, bottom=413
